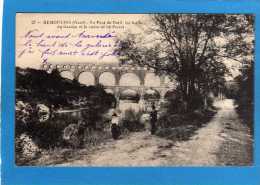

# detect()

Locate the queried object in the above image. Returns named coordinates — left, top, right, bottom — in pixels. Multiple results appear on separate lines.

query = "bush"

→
left=62, top=124, right=111, bottom=148
left=156, top=108, right=216, bottom=141
left=83, top=129, right=111, bottom=147
left=121, top=109, right=145, bottom=132
left=157, top=114, right=185, bottom=128
left=15, top=68, right=116, bottom=152
left=156, top=126, right=197, bottom=141
left=15, top=133, right=41, bottom=164
left=164, top=87, right=214, bottom=114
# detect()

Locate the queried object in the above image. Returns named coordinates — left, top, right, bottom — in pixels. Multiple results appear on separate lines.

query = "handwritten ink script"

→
left=16, top=14, right=145, bottom=67
left=17, top=29, right=121, bottom=62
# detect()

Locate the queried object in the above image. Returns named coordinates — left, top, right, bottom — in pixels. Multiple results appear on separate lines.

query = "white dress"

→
left=111, top=116, right=119, bottom=125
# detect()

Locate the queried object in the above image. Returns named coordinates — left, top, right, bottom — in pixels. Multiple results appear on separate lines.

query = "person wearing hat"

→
left=111, top=112, right=120, bottom=140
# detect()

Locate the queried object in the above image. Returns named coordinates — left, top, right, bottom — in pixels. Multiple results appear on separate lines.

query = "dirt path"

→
left=56, top=99, right=253, bottom=166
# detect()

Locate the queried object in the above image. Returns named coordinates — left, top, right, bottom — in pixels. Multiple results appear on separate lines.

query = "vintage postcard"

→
left=15, top=13, right=254, bottom=166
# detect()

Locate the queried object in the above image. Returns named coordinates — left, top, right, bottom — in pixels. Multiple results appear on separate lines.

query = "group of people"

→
left=110, top=103, right=158, bottom=140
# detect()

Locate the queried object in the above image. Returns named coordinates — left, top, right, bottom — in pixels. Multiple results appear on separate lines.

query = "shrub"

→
left=121, top=109, right=145, bottom=132
left=234, top=65, right=253, bottom=133
left=83, top=129, right=111, bottom=147
left=15, top=67, right=116, bottom=151
left=160, top=109, right=216, bottom=128
left=15, top=133, right=41, bottom=164
left=157, top=114, right=185, bottom=128
left=156, top=108, right=216, bottom=141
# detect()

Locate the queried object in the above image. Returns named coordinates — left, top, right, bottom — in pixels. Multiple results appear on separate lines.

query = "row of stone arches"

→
left=105, top=88, right=176, bottom=101
left=59, top=70, right=164, bottom=87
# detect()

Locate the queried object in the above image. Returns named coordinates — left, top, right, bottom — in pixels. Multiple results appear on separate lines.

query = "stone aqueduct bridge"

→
left=41, top=63, right=175, bottom=102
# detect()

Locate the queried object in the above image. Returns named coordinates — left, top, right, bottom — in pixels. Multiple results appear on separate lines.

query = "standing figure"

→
left=150, top=103, right=158, bottom=135
left=111, top=112, right=120, bottom=140
left=77, top=120, right=86, bottom=147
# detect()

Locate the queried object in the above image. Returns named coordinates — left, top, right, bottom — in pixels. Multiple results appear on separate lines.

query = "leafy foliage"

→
left=234, top=65, right=254, bottom=132
left=121, top=109, right=145, bottom=132
left=116, top=14, right=254, bottom=111
left=16, top=67, right=116, bottom=150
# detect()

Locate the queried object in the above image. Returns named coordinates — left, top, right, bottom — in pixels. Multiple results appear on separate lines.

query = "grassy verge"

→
left=18, top=130, right=112, bottom=166
left=156, top=109, right=217, bottom=141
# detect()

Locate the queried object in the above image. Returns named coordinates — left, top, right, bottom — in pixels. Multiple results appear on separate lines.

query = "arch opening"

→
left=119, top=73, right=141, bottom=87
left=78, top=72, right=95, bottom=86
left=144, top=73, right=160, bottom=87
left=120, top=89, right=140, bottom=101
left=60, top=71, right=74, bottom=80
left=104, top=88, right=115, bottom=95
left=99, top=72, right=116, bottom=86
left=164, top=76, right=178, bottom=89
left=143, top=89, right=160, bottom=100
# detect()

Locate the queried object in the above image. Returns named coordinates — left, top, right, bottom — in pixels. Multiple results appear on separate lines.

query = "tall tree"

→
left=116, top=14, right=254, bottom=110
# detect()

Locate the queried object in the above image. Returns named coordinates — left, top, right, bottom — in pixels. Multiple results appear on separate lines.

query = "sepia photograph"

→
left=15, top=13, right=254, bottom=166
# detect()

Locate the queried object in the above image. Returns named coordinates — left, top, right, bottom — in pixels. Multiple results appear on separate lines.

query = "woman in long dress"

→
left=111, top=113, right=120, bottom=140
left=150, top=103, right=158, bottom=135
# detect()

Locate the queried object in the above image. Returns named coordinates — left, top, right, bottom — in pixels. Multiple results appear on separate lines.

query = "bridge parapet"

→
left=41, top=63, right=159, bottom=85
left=41, top=62, right=173, bottom=99
left=42, top=63, right=155, bottom=73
